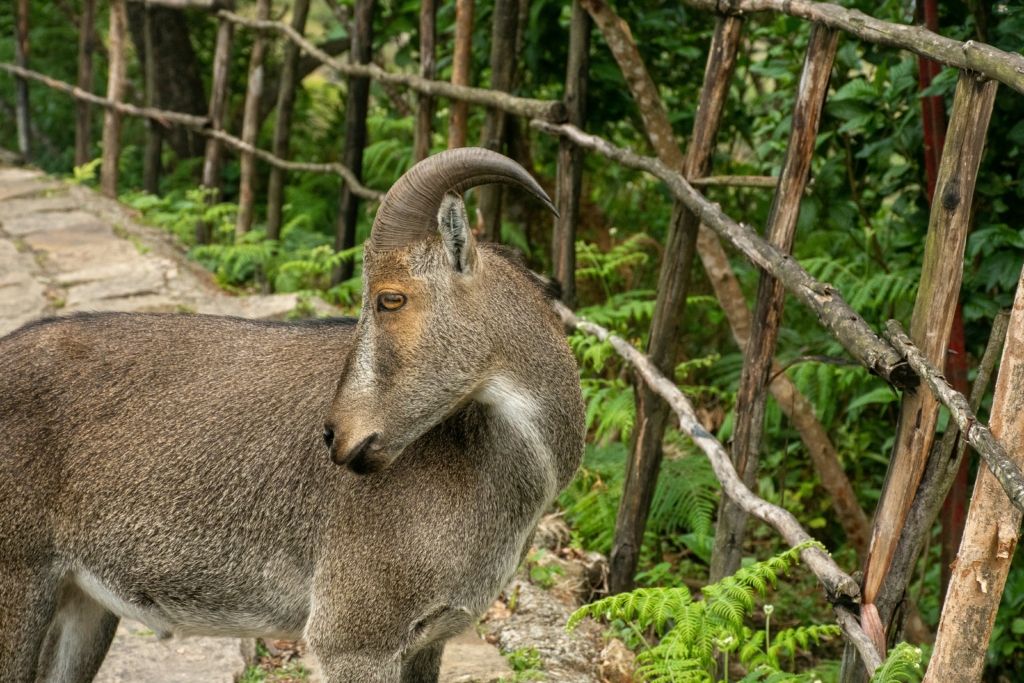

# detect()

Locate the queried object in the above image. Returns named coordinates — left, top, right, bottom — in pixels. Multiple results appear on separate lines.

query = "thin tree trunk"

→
left=142, top=3, right=162, bottom=195
left=477, top=0, right=521, bottom=242
left=551, top=0, right=590, bottom=309
left=708, top=23, right=839, bottom=584
left=413, top=0, right=436, bottom=162
left=447, top=0, right=474, bottom=149
left=578, top=1, right=744, bottom=592
left=844, top=69, right=999, bottom=680
left=332, top=0, right=375, bottom=285
left=266, top=0, right=312, bottom=242
left=14, top=0, right=30, bottom=160
left=75, top=0, right=96, bottom=167
left=198, top=15, right=234, bottom=244
left=235, top=0, right=272, bottom=235
left=917, top=0, right=947, bottom=203
left=920, top=297, right=1023, bottom=683
left=127, top=3, right=211, bottom=160
left=100, top=0, right=128, bottom=198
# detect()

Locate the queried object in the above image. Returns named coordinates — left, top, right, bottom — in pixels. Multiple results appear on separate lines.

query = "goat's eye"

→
left=376, top=292, right=407, bottom=312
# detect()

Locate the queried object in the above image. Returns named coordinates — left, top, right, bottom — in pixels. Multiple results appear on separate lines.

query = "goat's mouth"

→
left=330, top=432, right=387, bottom=474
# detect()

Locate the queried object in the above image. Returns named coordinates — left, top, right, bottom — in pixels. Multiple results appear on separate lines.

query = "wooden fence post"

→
left=332, top=0, right=375, bottom=284
left=477, top=0, right=522, bottom=242
left=582, top=6, right=744, bottom=592
left=841, top=69, right=999, bottom=681
left=413, top=0, right=436, bottom=162
left=448, top=0, right=474, bottom=149
left=198, top=11, right=234, bottom=244
left=14, top=0, right=30, bottom=159
left=235, top=0, right=272, bottom=235
left=922, top=281, right=1024, bottom=683
left=142, top=1, right=162, bottom=194
left=551, top=0, right=590, bottom=309
left=100, top=0, right=128, bottom=198
left=75, top=0, right=96, bottom=167
left=914, top=0, right=971, bottom=610
left=708, top=23, right=840, bottom=584
left=266, top=0, right=312, bottom=242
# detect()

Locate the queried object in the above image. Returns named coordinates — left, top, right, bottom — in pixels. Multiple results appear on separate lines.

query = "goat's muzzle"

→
left=325, top=427, right=383, bottom=475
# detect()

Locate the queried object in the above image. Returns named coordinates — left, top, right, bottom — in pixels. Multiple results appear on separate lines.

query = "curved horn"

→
left=369, top=147, right=557, bottom=251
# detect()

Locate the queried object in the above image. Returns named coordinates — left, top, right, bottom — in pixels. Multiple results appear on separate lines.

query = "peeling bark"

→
left=922, top=274, right=1024, bottom=682
left=860, top=69, right=998, bottom=612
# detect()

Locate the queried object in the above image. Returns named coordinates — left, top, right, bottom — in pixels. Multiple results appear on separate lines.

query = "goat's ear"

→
left=437, top=193, right=478, bottom=274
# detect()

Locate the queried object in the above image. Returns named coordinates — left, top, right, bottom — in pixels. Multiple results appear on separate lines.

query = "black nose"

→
left=322, top=425, right=335, bottom=451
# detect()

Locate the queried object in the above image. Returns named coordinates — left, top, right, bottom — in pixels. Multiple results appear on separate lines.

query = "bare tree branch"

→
left=0, top=62, right=383, bottom=202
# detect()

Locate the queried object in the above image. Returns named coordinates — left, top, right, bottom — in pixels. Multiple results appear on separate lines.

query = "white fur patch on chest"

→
left=474, top=375, right=557, bottom=501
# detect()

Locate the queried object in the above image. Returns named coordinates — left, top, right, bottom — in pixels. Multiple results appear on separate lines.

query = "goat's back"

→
left=0, top=313, right=358, bottom=632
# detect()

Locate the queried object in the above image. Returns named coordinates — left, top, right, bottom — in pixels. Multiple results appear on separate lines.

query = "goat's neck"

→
left=472, top=373, right=567, bottom=499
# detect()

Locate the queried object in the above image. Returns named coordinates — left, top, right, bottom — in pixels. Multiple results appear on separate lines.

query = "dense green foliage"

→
left=2, top=0, right=1023, bottom=677
left=570, top=544, right=862, bottom=683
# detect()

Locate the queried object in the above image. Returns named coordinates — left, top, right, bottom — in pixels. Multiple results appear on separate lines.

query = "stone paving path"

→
left=0, top=165, right=512, bottom=682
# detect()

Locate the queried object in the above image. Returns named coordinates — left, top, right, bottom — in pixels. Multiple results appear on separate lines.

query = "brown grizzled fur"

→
left=0, top=193, right=585, bottom=683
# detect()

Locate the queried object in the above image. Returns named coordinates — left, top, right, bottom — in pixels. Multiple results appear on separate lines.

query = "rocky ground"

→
left=0, top=165, right=624, bottom=682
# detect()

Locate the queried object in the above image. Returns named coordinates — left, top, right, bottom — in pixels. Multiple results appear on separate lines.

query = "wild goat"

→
left=0, top=148, right=585, bottom=683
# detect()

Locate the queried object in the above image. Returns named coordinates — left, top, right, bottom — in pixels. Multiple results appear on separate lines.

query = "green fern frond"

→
left=869, top=642, right=923, bottom=683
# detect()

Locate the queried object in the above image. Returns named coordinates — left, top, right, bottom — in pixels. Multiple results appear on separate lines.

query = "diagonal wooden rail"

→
left=0, top=61, right=384, bottom=203
left=216, top=10, right=566, bottom=123
left=530, top=120, right=1024, bottom=518
left=532, top=120, right=917, bottom=390
left=555, top=300, right=880, bottom=671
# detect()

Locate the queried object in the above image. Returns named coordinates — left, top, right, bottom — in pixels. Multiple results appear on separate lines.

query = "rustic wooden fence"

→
left=5, top=0, right=1024, bottom=680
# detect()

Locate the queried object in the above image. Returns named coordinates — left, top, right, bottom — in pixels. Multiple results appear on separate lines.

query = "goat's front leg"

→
left=309, top=644, right=403, bottom=683
left=400, top=642, right=443, bottom=683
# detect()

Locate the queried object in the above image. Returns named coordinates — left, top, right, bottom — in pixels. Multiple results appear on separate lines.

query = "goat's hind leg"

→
left=35, top=579, right=119, bottom=683
left=0, top=569, right=60, bottom=683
